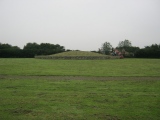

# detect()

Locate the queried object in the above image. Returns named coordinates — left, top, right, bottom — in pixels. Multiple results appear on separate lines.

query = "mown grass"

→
left=0, top=58, right=160, bottom=120
left=0, top=78, right=160, bottom=120
left=0, top=58, right=160, bottom=76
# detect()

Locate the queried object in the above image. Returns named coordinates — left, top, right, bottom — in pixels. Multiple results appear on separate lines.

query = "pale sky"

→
left=0, top=0, right=160, bottom=51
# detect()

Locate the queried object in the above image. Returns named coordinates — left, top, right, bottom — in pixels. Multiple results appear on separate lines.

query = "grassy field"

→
left=0, top=58, right=160, bottom=76
left=0, top=78, right=160, bottom=120
left=0, top=58, right=160, bottom=120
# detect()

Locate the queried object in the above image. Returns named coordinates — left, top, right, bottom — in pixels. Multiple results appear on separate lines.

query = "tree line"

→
left=0, top=41, right=160, bottom=58
left=135, top=44, right=160, bottom=58
left=0, top=42, right=65, bottom=58
left=99, top=40, right=160, bottom=58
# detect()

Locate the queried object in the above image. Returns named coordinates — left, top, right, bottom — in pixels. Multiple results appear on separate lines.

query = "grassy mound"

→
left=35, top=51, right=120, bottom=60
left=50, top=51, right=106, bottom=56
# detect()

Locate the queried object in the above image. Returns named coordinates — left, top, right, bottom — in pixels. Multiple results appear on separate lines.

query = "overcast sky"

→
left=0, top=0, right=160, bottom=51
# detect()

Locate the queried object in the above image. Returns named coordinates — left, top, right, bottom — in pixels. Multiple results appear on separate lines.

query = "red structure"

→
left=112, top=49, right=124, bottom=58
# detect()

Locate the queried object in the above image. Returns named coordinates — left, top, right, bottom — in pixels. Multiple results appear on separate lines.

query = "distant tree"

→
left=0, top=43, right=22, bottom=58
left=116, top=40, right=140, bottom=58
left=0, top=42, right=65, bottom=58
left=23, top=42, right=65, bottom=57
left=23, top=42, right=39, bottom=50
left=0, top=43, right=12, bottom=49
left=101, top=42, right=112, bottom=55
left=135, top=44, right=160, bottom=58
left=118, top=39, right=132, bottom=48
left=23, top=42, right=39, bottom=57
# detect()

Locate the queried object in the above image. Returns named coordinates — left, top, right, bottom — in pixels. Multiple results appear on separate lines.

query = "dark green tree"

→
left=101, top=42, right=112, bottom=55
left=135, top=44, right=160, bottom=58
left=118, top=39, right=132, bottom=47
left=0, top=43, right=22, bottom=58
left=116, top=39, right=140, bottom=57
left=23, top=42, right=65, bottom=57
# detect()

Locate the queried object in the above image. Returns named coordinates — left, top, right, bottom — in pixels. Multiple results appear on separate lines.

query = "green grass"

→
left=0, top=58, right=160, bottom=76
left=0, top=78, right=160, bottom=120
left=0, top=58, right=160, bottom=119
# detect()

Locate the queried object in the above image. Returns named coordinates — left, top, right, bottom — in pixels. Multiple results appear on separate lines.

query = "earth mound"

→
left=35, top=51, right=120, bottom=60
left=50, top=51, right=106, bottom=56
